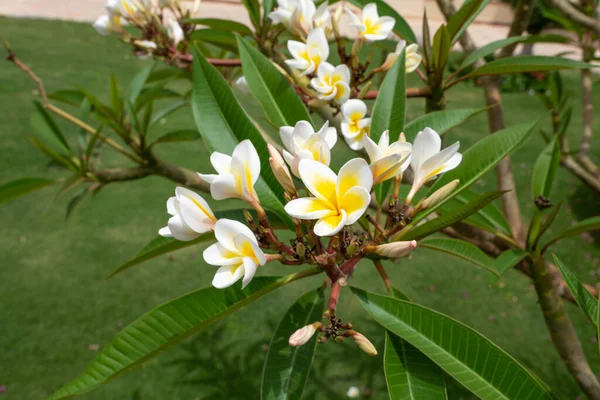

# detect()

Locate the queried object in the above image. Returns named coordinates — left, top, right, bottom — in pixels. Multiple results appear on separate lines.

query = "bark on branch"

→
left=548, top=0, right=600, bottom=36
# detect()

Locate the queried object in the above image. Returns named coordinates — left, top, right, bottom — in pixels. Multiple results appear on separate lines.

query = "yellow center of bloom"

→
left=363, top=18, right=380, bottom=36
left=425, top=166, right=445, bottom=181
left=190, top=197, right=217, bottom=223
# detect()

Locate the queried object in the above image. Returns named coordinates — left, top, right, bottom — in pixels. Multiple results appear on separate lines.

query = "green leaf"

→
left=49, top=274, right=318, bottom=400
left=495, top=249, right=527, bottom=276
left=466, top=56, right=594, bottom=78
left=422, top=10, right=433, bottom=68
left=150, top=100, right=189, bottom=126
left=459, top=36, right=526, bottom=69
left=532, top=136, right=560, bottom=201
left=351, top=288, right=553, bottom=400
left=384, top=288, right=448, bottom=400
left=128, top=63, right=154, bottom=105
left=109, top=74, right=122, bottom=117
left=346, top=0, right=417, bottom=43
left=26, top=136, right=78, bottom=171
left=185, top=18, right=253, bottom=36
left=191, top=47, right=292, bottom=228
left=399, top=191, right=505, bottom=241
left=31, top=101, right=71, bottom=155
left=0, top=178, right=57, bottom=205
left=149, top=129, right=201, bottom=147
left=261, top=288, right=324, bottom=400
left=422, top=122, right=536, bottom=221
left=553, top=254, right=598, bottom=325
left=237, top=36, right=312, bottom=128
left=241, top=0, right=261, bottom=30
left=371, top=49, right=406, bottom=143
left=191, top=29, right=238, bottom=53
left=446, top=0, right=490, bottom=45
left=542, top=216, right=600, bottom=251
left=432, top=25, right=451, bottom=77
left=108, top=234, right=213, bottom=279
left=263, top=0, right=275, bottom=22
left=420, top=238, right=499, bottom=276
left=403, top=108, right=485, bottom=142
left=48, top=89, right=86, bottom=106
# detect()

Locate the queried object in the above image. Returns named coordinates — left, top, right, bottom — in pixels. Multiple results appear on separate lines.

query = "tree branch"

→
left=548, top=0, right=600, bottom=36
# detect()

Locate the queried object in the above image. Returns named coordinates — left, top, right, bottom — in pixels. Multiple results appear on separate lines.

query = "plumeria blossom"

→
left=280, top=120, right=337, bottom=177
left=407, top=128, right=462, bottom=204
left=285, top=158, right=373, bottom=236
left=340, top=100, right=371, bottom=150
left=346, top=3, right=395, bottom=41
left=106, top=0, right=147, bottom=17
left=203, top=219, right=266, bottom=289
left=269, top=0, right=329, bottom=34
left=93, top=14, right=121, bottom=35
left=311, top=62, right=351, bottom=104
left=166, top=20, right=184, bottom=46
left=379, top=40, right=422, bottom=73
left=286, top=28, right=329, bottom=76
left=159, top=187, right=216, bottom=241
left=198, top=140, right=261, bottom=202
left=363, top=130, right=412, bottom=184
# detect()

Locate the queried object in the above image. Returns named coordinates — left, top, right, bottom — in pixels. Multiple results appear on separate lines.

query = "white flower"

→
left=106, top=0, right=146, bottom=17
left=234, top=76, right=250, bottom=94
left=288, top=322, right=321, bottom=346
left=380, top=40, right=422, bottom=72
left=167, top=20, right=184, bottom=46
left=135, top=40, right=158, bottom=50
left=310, top=62, right=351, bottom=104
left=198, top=140, right=261, bottom=202
left=280, top=120, right=337, bottom=177
left=340, top=99, right=371, bottom=150
left=203, top=219, right=266, bottom=289
left=269, top=0, right=328, bottom=34
left=363, top=130, right=412, bottom=184
left=159, top=187, right=217, bottom=241
left=285, top=28, right=329, bottom=76
left=346, top=3, right=395, bottom=41
left=285, top=158, right=373, bottom=236
left=346, top=386, right=360, bottom=398
left=93, top=15, right=120, bottom=35
left=312, top=2, right=331, bottom=30
left=407, top=128, right=462, bottom=204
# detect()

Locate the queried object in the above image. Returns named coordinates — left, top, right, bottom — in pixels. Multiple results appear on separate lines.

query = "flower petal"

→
left=241, top=257, right=258, bottom=289
left=339, top=186, right=370, bottom=224
left=337, top=158, right=373, bottom=199
left=177, top=190, right=216, bottom=234
left=363, top=134, right=383, bottom=163
left=298, top=159, right=338, bottom=207
left=158, top=226, right=173, bottom=237
left=420, top=141, right=461, bottom=182
left=212, top=264, right=244, bottom=289
left=210, top=174, right=239, bottom=200
left=314, top=210, right=347, bottom=236
left=215, top=218, right=256, bottom=252
left=280, top=126, right=295, bottom=152
left=210, top=152, right=232, bottom=175
left=411, top=127, right=442, bottom=172
left=315, top=120, right=337, bottom=149
left=167, top=213, right=199, bottom=241
left=232, top=139, right=261, bottom=186
left=362, top=3, right=379, bottom=22
left=285, top=197, right=336, bottom=219
left=166, top=196, right=177, bottom=215
left=203, top=243, right=244, bottom=266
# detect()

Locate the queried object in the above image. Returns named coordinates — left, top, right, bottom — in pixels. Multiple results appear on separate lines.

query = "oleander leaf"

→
left=553, top=254, right=598, bottom=325
left=0, top=178, right=57, bottom=205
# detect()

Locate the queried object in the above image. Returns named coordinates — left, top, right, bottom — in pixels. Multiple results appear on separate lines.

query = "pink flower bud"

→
left=268, top=144, right=296, bottom=195
left=374, top=240, right=417, bottom=258
left=288, top=322, right=321, bottom=347
left=351, top=332, right=377, bottom=356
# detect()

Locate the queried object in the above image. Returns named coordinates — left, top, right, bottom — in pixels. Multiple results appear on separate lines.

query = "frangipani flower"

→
left=363, top=130, right=412, bottom=184
left=167, top=20, right=184, bottom=46
left=346, top=3, right=395, bottom=42
left=159, top=187, right=216, bottom=241
left=285, top=158, right=373, bottom=236
left=286, top=28, right=329, bottom=76
left=270, top=0, right=329, bottom=34
left=311, top=2, right=331, bottom=30
left=341, top=99, right=371, bottom=150
left=198, top=140, right=261, bottom=202
left=93, top=14, right=121, bottom=35
left=203, top=219, right=266, bottom=289
left=407, top=128, right=462, bottom=204
left=280, top=120, right=337, bottom=177
left=379, top=40, right=422, bottom=73
left=311, top=62, right=351, bottom=104
left=106, top=0, right=146, bottom=17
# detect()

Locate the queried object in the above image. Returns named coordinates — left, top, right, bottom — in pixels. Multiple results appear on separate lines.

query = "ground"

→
left=1, top=16, right=600, bottom=400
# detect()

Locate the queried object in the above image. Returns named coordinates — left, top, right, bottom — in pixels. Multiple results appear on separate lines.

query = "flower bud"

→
left=371, top=240, right=417, bottom=258
left=415, top=179, right=460, bottom=213
left=357, top=81, right=372, bottom=99
left=134, top=40, right=158, bottom=50
left=346, top=242, right=358, bottom=256
left=268, top=144, right=296, bottom=195
left=289, top=322, right=322, bottom=347
left=351, top=331, right=377, bottom=356
left=296, top=242, right=306, bottom=258
left=346, top=386, right=360, bottom=398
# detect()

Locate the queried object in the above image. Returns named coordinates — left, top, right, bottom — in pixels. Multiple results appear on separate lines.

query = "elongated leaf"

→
left=422, top=122, right=536, bottom=221
left=241, top=0, right=261, bottom=30
left=420, top=238, right=498, bottom=276
left=543, top=216, right=600, bottom=251
left=495, top=249, right=527, bottom=276
left=399, top=191, right=505, bottom=241
left=110, top=74, right=122, bottom=117
left=49, top=275, right=316, bottom=400
left=150, top=100, right=189, bottom=126
left=446, top=0, right=490, bottom=45
left=371, top=49, right=406, bottom=143
left=186, top=18, right=253, bottom=36
left=532, top=137, right=560, bottom=201
left=237, top=36, right=312, bottom=128
left=0, top=178, right=57, bottom=204
left=466, top=56, right=593, bottom=78
left=432, top=25, right=450, bottom=78
left=352, top=288, right=553, bottom=400
left=262, top=288, right=324, bottom=400
left=437, top=189, right=511, bottom=236
left=553, top=254, right=598, bottom=325
left=191, top=29, right=238, bottom=53
left=26, top=136, right=78, bottom=171
left=403, top=108, right=485, bottom=142
left=31, top=101, right=71, bottom=155
left=49, top=89, right=86, bottom=106
left=385, top=288, right=448, bottom=400
left=128, top=63, right=154, bottom=105
left=459, top=36, right=526, bottom=69
left=149, top=129, right=201, bottom=147
left=346, top=0, right=417, bottom=43
left=191, top=47, right=292, bottom=228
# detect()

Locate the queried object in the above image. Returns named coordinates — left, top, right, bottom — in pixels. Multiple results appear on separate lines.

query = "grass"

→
left=1, top=16, right=600, bottom=400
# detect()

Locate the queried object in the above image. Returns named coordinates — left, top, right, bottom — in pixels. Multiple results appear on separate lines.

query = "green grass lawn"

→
left=1, top=16, right=600, bottom=400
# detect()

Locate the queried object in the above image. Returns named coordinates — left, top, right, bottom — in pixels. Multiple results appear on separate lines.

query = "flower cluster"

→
left=93, top=0, right=197, bottom=65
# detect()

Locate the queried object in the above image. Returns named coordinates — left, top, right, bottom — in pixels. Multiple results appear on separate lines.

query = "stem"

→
left=578, top=65, right=599, bottom=177
left=363, top=87, right=431, bottom=99
left=327, top=280, right=342, bottom=313
left=530, top=255, right=600, bottom=399
left=373, top=260, right=391, bottom=293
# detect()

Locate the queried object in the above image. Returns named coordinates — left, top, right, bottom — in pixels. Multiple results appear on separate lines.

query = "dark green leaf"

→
left=26, top=136, right=78, bottom=171
left=150, top=100, right=189, bottom=126
left=420, top=238, right=499, bottom=276
left=0, top=178, right=57, bottom=204
left=149, top=129, right=201, bottom=147
left=31, top=101, right=71, bottom=155
left=553, top=254, right=598, bottom=325
left=432, top=25, right=450, bottom=78
left=403, top=108, right=486, bottom=142
left=186, top=18, right=253, bottom=36
left=446, top=0, right=490, bottom=45
left=110, top=74, right=122, bottom=117
left=262, top=288, right=324, bottom=399
left=466, top=56, right=594, bottom=78
left=532, top=136, right=560, bottom=201
left=48, top=89, right=86, bottom=106
left=346, top=0, right=417, bottom=43
left=495, top=249, right=527, bottom=276
left=543, top=216, right=600, bottom=251
left=459, top=36, right=526, bottom=69
left=128, top=63, right=154, bottom=105
left=351, top=288, right=553, bottom=400
left=191, top=29, right=238, bottom=53
left=371, top=49, right=406, bottom=143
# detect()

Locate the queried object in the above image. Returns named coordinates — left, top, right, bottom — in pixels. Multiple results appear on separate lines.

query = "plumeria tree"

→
left=3, top=0, right=600, bottom=398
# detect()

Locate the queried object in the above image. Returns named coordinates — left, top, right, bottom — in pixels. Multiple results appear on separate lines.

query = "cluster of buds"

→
left=93, top=0, right=198, bottom=66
